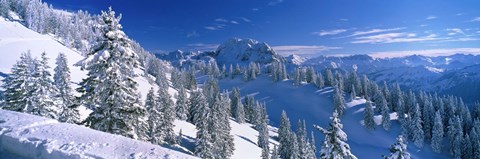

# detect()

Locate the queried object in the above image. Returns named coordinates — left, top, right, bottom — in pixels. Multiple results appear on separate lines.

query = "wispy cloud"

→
left=446, top=28, right=465, bottom=36
left=268, top=0, right=283, bottom=6
left=186, top=31, right=199, bottom=38
left=205, top=18, right=242, bottom=30
left=347, top=27, right=405, bottom=37
left=339, top=18, right=349, bottom=21
left=204, top=24, right=226, bottom=30
left=272, top=45, right=341, bottom=56
left=313, top=29, right=347, bottom=36
left=240, top=17, right=251, bottom=23
left=351, top=32, right=443, bottom=44
left=215, top=18, right=228, bottom=23
left=426, top=15, right=437, bottom=20
left=470, top=17, right=480, bottom=22
left=370, top=48, right=480, bottom=58
left=187, top=43, right=219, bottom=51
left=252, top=8, right=260, bottom=11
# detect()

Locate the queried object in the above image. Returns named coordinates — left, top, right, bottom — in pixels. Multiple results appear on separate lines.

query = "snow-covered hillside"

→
left=0, top=16, right=278, bottom=159
left=213, top=75, right=449, bottom=159
left=0, top=110, right=197, bottom=159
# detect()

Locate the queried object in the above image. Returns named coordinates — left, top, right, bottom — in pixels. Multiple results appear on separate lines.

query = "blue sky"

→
left=44, top=0, right=480, bottom=57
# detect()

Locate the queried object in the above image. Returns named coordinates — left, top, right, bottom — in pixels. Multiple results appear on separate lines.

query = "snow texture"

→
left=0, top=110, right=197, bottom=159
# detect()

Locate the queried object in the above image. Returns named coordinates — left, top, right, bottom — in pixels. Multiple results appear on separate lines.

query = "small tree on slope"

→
left=384, top=135, right=411, bottom=159
left=315, top=111, right=357, bottom=159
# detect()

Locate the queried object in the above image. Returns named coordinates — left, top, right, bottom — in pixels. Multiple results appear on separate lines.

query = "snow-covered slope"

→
left=214, top=75, right=449, bottom=159
left=0, top=17, right=154, bottom=102
left=0, top=110, right=197, bottom=159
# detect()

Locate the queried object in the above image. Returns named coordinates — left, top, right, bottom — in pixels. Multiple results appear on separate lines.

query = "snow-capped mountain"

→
left=214, top=38, right=284, bottom=65
left=158, top=38, right=285, bottom=67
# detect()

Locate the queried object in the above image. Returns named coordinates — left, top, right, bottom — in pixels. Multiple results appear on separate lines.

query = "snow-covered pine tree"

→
left=185, top=69, right=197, bottom=90
left=361, top=74, right=369, bottom=98
left=279, top=110, right=294, bottom=159
left=411, top=103, right=424, bottom=148
left=30, top=52, right=60, bottom=119
left=261, top=145, right=270, bottom=159
left=209, top=94, right=234, bottom=158
left=316, top=72, right=325, bottom=89
left=350, top=85, right=356, bottom=101
left=315, top=111, right=357, bottom=159
left=469, top=127, right=480, bottom=159
left=258, top=105, right=270, bottom=150
left=381, top=99, right=391, bottom=131
left=194, top=96, right=214, bottom=158
left=145, top=87, right=159, bottom=143
left=229, top=64, right=234, bottom=79
left=422, top=96, right=434, bottom=140
left=175, top=85, right=189, bottom=120
left=230, top=87, right=246, bottom=123
left=54, top=52, right=79, bottom=123
left=271, top=145, right=280, bottom=159
left=363, top=100, right=376, bottom=131
left=157, top=85, right=177, bottom=144
left=384, top=135, right=410, bottom=159
left=450, top=116, right=463, bottom=158
left=1, top=52, right=33, bottom=112
left=462, top=134, right=473, bottom=159
left=431, top=111, right=444, bottom=153
left=333, top=86, right=346, bottom=116
left=78, top=7, right=146, bottom=139
left=325, top=68, right=334, bottom=86
left=188, top=91, right=208, bottom=125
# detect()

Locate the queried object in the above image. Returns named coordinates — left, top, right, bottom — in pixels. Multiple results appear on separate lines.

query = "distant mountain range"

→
left=158, top=38, right=480, bottom=103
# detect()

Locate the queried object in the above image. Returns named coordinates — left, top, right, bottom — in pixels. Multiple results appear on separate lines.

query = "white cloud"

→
left=230, top=21, right=239, bottom=24
left=470, top=17, right=480, bottom=22
left=272, top=45, right=341, bottom=56
left=215, top=18, right=228, bottom=23
left=351, top=32, right=443, bottom=44
left=339, top=18, right=348, bottom=21
left=186, top=31, right=199, bottom=38
left=446, top=28, right=465, bottom=36
left=268, top=0, right=283, bottom=6
left=426, top=16, right=437, bottom=20
left=187, top=43, right=219, bottom=51
left=252, top=8, right=260, bottom=11
left=313, top=29, right=347, bottom=36
left=240, top=17, right=251, bottom=23
left=370, top=48, right=480, bottom=58
left=347, top=28, right=404, bottom=37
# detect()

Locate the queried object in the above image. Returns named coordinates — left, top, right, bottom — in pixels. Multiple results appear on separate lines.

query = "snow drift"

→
left=0, top=110, right=197, bottom=159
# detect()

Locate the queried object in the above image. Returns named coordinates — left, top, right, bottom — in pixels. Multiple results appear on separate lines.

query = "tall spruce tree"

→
left=411, top=104, right=424, bottom=148
left=333, top=86, right=346, bottom=116
left=78, top=7, right=146, bottom=139
left=279, top=110, right=294, bottom=159
left=2, top=52, right=34, bottom=112
left=364, top=100, right=376, bottom=131
left=175, top=85, right=189, bottom=120
left=231, top=87, right=245, bottom=123
left=54, top=52, right=79, bottom=123
left=30, top=52, right=60, bottom=119
left=157, top=85, right=177, bottom=144
left=315, top=111, right=357, bottom=159
left=431, top=111, right=444, bottom=153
